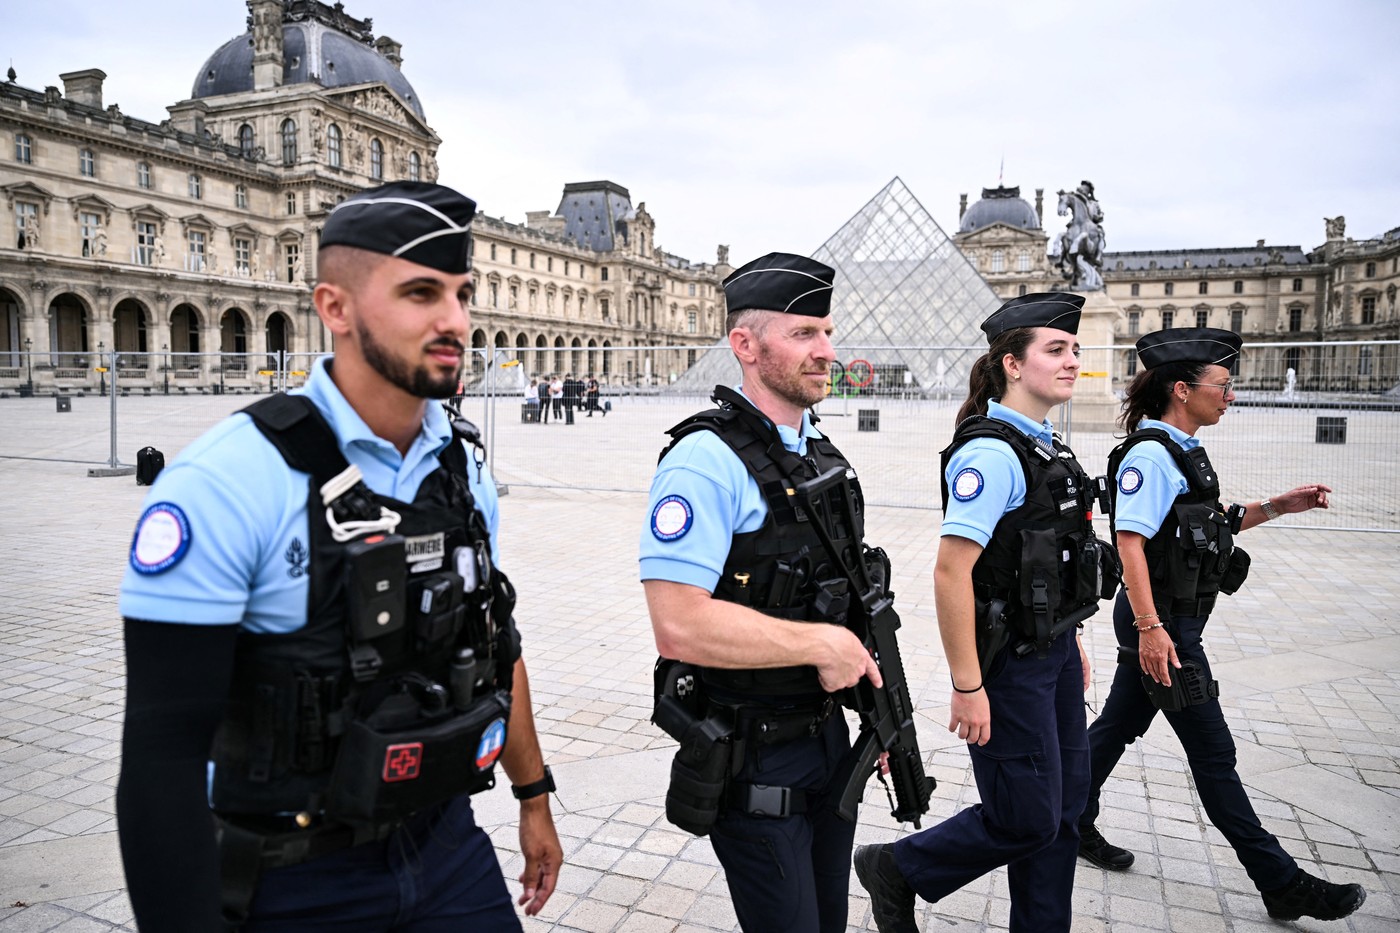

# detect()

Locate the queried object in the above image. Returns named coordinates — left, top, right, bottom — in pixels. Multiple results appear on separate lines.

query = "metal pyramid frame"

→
left=670, top=176, right=1003, bottom=394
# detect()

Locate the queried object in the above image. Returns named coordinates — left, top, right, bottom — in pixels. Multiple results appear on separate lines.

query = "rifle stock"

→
left=795, top=467, right=934, bottom=826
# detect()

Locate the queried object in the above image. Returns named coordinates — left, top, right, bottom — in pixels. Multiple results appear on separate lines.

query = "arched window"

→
left=280, top=119, right=297, bottom=165
left=408, top=151, right=421, bottom=182
left=238, top=124, right=254, bottom=156
left=370, top=138, right=383, bottom=180
left=327, top=123, right=342, bottom=168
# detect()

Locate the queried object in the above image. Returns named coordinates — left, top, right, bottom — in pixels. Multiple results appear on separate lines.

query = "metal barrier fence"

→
left=3, top=342, right=1397, bottom=531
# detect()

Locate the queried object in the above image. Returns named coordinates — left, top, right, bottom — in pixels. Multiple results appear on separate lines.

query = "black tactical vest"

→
left=940, top=415, right=1119, bottom=653
left=1107, top=428, right=1250, bottom=616
left=210, top=394, right=517, bottom=824
left=658, top=387, right=864, bottom=701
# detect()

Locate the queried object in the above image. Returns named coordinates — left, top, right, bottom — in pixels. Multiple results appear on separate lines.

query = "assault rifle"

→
left=794, top=466, right=934, bottom=827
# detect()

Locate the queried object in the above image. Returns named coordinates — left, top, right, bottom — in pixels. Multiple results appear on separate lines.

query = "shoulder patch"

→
left=130, top=502, right=192, bottom=575
left=952, top=468, right=984, bottom=502
left=1118, top=467, right=1144, bottom=495
left=651, top=495, right=694, bottom=541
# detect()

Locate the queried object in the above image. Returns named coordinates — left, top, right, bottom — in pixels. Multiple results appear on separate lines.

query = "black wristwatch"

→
left=511, top=765, right=555, bottom=800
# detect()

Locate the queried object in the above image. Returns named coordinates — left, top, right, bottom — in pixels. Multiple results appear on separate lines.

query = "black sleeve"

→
left=116, top=618, right=240, bottom=933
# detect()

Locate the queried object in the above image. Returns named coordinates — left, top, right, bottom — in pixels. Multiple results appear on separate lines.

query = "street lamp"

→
left=97, top=341, right=106, bottom=397
left=22, top=336, right=33, bottom=397
left=162, top=343, right=169, bottom=395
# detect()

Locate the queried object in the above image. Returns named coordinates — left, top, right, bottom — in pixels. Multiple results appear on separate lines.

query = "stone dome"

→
left=191, top=14, right=424, bottom=119
left=959, top=185, right=1040, bottom=234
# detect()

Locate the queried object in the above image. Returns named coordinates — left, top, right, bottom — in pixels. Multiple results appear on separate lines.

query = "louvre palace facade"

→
left=0, top=0, right=726, bottom=396
left=954, top=184, right=1400, bottom=389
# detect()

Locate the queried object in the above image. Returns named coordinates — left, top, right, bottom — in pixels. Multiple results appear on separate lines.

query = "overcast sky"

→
left=9, top=0, right=1399, bottom=267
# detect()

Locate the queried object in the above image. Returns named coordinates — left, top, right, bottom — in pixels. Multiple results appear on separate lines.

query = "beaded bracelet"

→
left=952, top=680, right=984, bottom=694
left=1136, top=621, right=1166, bottom=632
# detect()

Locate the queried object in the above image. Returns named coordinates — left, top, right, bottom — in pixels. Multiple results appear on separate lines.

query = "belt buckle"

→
left=744, top=783, right=791, bottom=818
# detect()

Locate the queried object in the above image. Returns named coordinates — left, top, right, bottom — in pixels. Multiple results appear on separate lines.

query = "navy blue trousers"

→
left=893, top=628, right=1089, bottom=933
left=710, top=714, right=856, bottom=933
left=245, top=795, right=520, bottom=932
left=1082, top=591, right=1296, bottom=891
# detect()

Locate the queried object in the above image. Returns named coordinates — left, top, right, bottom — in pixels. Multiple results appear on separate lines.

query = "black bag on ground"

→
left=136, top=446, right=165, bottom=485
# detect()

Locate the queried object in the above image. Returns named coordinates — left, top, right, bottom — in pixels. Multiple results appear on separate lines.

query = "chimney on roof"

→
left=248, top=0, right=285, bottom=90
left=374, top=36, right=403, bottom=69
left=958, top=193, right=967, bottom=221
left=1257, top=239, right=1265, bottom=248
left=60, top=69, right=107, bottom=109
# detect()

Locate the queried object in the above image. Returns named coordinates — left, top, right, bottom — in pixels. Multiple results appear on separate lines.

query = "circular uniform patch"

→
left=475, top=718, right=507, bottom=771
left=130, top=502, right=191, bottom=575
left=951, top=468, right=984, bottom=502
left=651, top=495, right=694, bottom=541
left=1118, top=467, right=1144, bottom=495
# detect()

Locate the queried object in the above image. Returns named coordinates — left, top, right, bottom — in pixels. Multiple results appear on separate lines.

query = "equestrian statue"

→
left=1052, top=180, right=1106, bottom=290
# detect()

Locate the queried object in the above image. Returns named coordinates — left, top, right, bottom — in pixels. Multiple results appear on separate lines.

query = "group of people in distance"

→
left=116, top=181, right=1365, bottom=933
left=524, top=373, right=604, bottom=422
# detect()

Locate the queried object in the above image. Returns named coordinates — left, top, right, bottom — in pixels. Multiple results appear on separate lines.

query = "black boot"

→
left=1262, top=868, right=1365, bottom=921
left=854, top=844, right=918, bottom=933
left=1078, top=823, right=1135, bottom=871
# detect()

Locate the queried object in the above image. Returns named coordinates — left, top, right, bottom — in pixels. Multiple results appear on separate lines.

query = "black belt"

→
left=734, top=696, right=835, bottom=746
left=1165, top=596, right=1216, bottom=618
left=727, top=782, right=809, bottom=818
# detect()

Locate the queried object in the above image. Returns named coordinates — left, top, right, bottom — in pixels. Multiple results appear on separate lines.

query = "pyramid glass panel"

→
left=671, top=177, right=1004, bottom=393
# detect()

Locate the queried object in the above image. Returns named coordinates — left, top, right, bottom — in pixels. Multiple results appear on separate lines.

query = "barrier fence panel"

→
left=2, top=341, right=1396, bottom=531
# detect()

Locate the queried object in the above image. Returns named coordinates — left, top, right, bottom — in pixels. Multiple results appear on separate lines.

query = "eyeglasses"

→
left=1187, top=380, right=1235, bottom=394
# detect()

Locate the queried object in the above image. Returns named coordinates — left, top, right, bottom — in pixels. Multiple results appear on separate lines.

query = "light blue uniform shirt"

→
left=941, top=401, right=1056, bottom=548
left=1113, top=418, right=1196, bottom=539
left=119, top=356, right=500, bottom=631
left=639, top=388, right=822, bottom=593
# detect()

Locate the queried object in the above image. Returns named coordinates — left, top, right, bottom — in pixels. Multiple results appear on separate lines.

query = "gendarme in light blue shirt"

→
left=941, top=401, right=1056, bottom=548
left=1113, top=418, right=1197, bottom=539
left=639, top=388, right=822, bottom=593
left=119, top=356, right=500, bottom=631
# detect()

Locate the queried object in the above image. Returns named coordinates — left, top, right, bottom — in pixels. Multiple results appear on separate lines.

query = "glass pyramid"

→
left=670, top=176, right=1004, bottom=394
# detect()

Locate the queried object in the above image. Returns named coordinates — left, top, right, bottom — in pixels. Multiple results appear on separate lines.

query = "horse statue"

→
left=1053, top=182, right=1106, bottom=290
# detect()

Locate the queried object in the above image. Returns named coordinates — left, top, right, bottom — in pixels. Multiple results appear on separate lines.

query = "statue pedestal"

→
left=1065, top=289, right=1123, bottom=436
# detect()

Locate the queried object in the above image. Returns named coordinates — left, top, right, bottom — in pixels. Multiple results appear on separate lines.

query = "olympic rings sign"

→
left=826, top=359, right=874, bottom=396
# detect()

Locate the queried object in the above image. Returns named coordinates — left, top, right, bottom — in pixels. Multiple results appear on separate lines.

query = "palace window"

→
left=1362, top=295, right=1376, bottom=325
left=1292, top=278, right=1303, bottom=292
left=137, top=162, right=151, bottom=189
left=188, top=231, right=206, bottom=272
left=79, top=148, right=95, bottom=177
left=284, top=243, right=300, bottom=283
left=234, top=238, right=251, bottom=274
left=1161, top=310, right=1174, bottom=330
left=600, top=297, right=610, bottom=319
left=1288, top=307, right=1303, bottom=332
left=510, top=248, right=517, bottom=265
left=1233, top=280, right=1244, bottom=294
left=1196, top=309, right=1209, bottom=328
left=489, top=282, right=499, bottom=308
left=80, top=212, right=101, bottom=257
left=489, top=243, right=496, bottom=261
left=370, top=138, right=383, bottom=180
left=529, top=252, right=536, bottom=269
left=1017, top=250, right=1031, bottom=272
left=564, top=260, right=570, bottom=276
left=1164, top=282, right=1174, bottom=297
left=188, top=173, right=202, bottom=199
left=1198, top=281, right=1208, bottom=295
left=238, top=124, right=254, bottom=156
left=327, top=124, right=342, bottom=168
left=235, top=184, right=248, bottom=209
left=408, top=151, right=421, bottom=182
left=281, top=119, right=297, bottom=165
left=687, top=310, right=697, bottom=334
left=1127, top=310, right=1140, bottom=336
left=1365, top=261, right=1376, bottom=278
left=547, top=257, right=553, bottom=272
left=991, top=250, right=1005, bottom=273
left=600, top=266, right=609, bottom=281
left=286, top=192, right=297, bottom=215
left=136, top=221, right=156, bottom=265
left=1230, top=308, right=1244, bottom=333
left=689, top=283, right=696, bottom=296
left=1130, top=283, right=1140, bottom=297
left=15, top=133, right=32, bottom=163
left=1359, top=345, right=1373, bottom=375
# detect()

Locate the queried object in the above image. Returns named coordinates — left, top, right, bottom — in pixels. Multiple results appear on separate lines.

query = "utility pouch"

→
left=1140, top=660, right=1219, bottom=712
left=411, top=572, right=466, bottom=646
left=1218, top=545, right=1251, bottom=595
left=1018, top=528, right=1061, bottom=645
left=665, top=716, right=733, bottom=837
left=344, top=534, right=407, bottom=642
left=811, top=576, right=850, bottom=623
left=323, top=690, right=510, bottom=826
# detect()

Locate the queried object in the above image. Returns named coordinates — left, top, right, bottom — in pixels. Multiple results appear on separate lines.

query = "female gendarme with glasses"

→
left=1077, top=327, right=1364, bottom=924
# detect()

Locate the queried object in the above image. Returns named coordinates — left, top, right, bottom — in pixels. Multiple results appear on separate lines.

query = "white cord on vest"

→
left=319, top=464, right=402, bottom=542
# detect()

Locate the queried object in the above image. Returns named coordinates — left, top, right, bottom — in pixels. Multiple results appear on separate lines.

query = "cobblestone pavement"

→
left=0, top=438, right=1396, bottom=931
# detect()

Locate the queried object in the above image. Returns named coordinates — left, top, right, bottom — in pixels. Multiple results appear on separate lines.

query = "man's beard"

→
left=358, top=321, right=462, bottom=399
left=756, top=341, right=825, bottom=409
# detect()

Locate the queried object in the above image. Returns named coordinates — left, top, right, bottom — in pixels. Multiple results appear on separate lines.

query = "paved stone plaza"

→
left=1, top=400, right=1398, bottom=931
